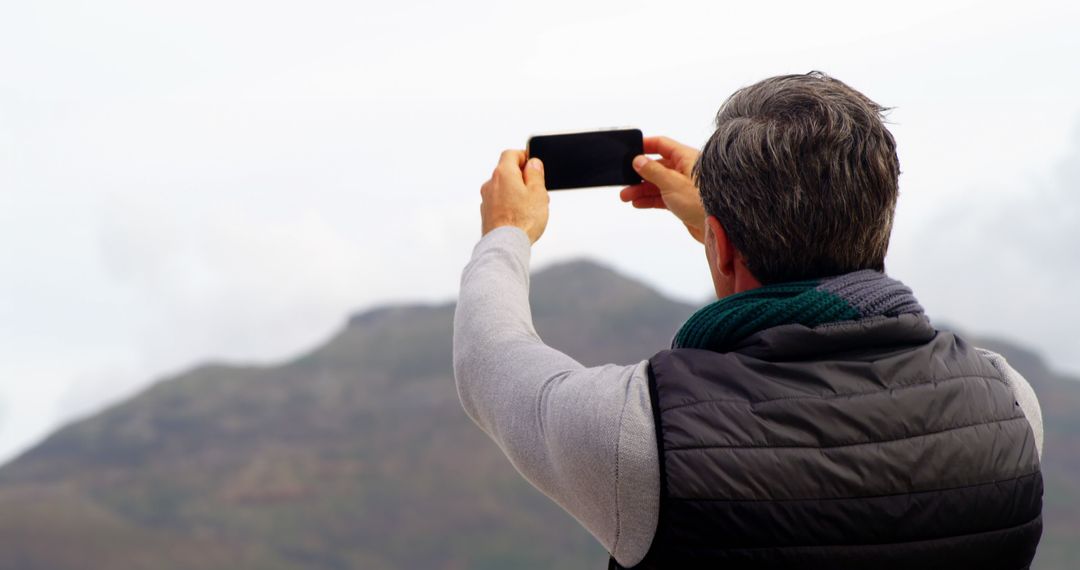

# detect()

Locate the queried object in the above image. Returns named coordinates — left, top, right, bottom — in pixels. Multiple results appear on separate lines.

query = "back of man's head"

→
left=693, top=71, right=900, bottom=285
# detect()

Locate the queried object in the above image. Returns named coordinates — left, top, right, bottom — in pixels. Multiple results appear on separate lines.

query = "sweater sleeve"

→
left=976, top=348, right=1045, bottom=459
left=452, top=226, right=660, bottom=566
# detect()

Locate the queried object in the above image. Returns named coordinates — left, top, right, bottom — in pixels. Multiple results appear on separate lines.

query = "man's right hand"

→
left=619, top=136, right=707, bottom=244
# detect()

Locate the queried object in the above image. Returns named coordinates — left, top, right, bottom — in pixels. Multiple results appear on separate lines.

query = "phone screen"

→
left=526, top=128, right=643, bottom=190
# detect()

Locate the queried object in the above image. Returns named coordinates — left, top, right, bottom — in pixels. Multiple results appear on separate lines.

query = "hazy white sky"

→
left=1, top=0, right=1078, bottom=463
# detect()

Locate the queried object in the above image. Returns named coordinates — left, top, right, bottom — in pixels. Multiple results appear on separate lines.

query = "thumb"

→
left=633, top=155, right=682, bottom=191
left=524, top=157, right=546, bottom=191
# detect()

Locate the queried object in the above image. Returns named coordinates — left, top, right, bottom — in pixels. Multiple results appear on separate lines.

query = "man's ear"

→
left=706, top=215, right=736, bottom=277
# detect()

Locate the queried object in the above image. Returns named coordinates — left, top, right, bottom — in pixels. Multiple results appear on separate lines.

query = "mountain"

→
left=0, top=259, right=1076, bottom=569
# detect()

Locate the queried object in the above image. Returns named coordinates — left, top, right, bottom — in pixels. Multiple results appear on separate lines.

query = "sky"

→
left=1, top=0, right=1078, bottom=464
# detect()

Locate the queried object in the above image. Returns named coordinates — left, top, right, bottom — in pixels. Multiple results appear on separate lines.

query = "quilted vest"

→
left=612, top=313, right=1043, bottom=570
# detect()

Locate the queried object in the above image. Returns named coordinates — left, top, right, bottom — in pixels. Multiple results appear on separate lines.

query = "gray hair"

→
left=692, top=71, right=900, bottom=284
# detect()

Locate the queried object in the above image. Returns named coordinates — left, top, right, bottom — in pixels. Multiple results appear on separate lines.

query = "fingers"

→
left=497, top=149, right=526, bottom=173
left=632, top=196, right=667, bottom=209
left=632, top=155, right=684, bottom=190
left=619, top=182, right=660, bottom=202
left=489, top=149, right=531, bottom=192
left=523, top=157, right=546, bottom=192
left=643, top=136, right=690, bottom=158
left=621, top=182, right=667, bottom=210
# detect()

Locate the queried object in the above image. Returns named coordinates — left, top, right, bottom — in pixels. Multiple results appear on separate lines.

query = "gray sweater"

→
left=452, top=225, right=1045, bottom=568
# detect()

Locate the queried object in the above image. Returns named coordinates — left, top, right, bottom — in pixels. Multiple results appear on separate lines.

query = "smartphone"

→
left=526, top=128, right=643, bottom=190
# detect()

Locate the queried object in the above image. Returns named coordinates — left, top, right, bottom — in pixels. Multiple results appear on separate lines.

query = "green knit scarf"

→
left=672, top=270, right=924, bottom=352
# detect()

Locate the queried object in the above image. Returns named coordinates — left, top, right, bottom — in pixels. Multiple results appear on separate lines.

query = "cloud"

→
left=3, top=0, right=1079, bottom=467
left=898, top=121, right=1080, bottom=373
left=96, top=193, right=384, bottom=366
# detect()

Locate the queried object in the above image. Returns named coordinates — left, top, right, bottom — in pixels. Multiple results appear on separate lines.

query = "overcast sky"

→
left=1, top=0, right=1078, bottom=464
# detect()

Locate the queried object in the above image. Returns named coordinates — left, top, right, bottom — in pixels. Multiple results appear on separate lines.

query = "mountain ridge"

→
left=0, top=257, right=1076, bottom=569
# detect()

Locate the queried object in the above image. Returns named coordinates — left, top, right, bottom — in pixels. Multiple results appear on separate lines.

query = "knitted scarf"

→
left=673, top=269, right=925, bottom=351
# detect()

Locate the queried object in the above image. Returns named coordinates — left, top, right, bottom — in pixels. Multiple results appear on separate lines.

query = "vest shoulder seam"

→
left=664, top=415, right=1032, bottom=452
left=660, top=373, right=1006, bottom=413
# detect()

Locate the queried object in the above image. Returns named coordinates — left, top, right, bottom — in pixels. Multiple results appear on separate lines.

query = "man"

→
left=452, top=72, right=1044, bottom=569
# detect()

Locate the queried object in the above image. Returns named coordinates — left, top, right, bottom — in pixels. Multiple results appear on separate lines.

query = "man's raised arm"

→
left=451, top=151, right=659, bottom=566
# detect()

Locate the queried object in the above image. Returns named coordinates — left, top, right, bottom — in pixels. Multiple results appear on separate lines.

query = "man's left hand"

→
left=480, top=150, right=549, bottom=244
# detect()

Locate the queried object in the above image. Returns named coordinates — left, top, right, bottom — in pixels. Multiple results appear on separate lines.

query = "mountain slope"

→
left=0, top=259, right=695, bottom=570
left=0, top=259, right=1076, bottom=569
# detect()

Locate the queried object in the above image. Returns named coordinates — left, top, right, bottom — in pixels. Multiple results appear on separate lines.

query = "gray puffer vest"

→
left=613, top=313, right=1043, bottom=570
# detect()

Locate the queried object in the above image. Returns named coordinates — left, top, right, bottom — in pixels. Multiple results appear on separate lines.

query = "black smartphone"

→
left=526, top=128, right=643, bottom=190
